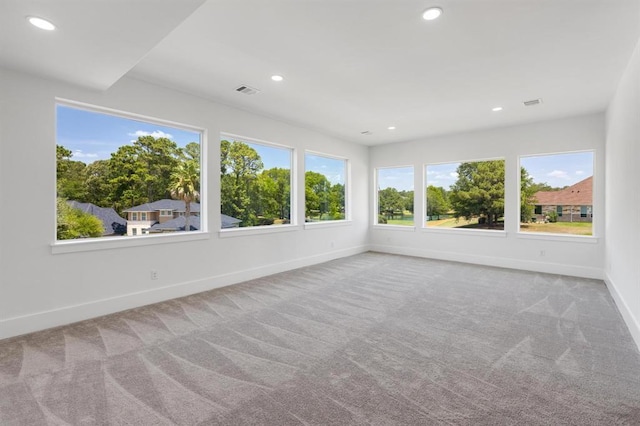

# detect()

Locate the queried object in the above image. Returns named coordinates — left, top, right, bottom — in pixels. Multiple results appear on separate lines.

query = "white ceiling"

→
left=2, top=0, right=639, bottom=145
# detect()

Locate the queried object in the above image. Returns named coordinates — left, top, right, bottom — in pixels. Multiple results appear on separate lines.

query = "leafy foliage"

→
left=56, top=198, right=104, bottom=239
left=378, top=188, right=413, bottom=219
left=449, top=160, right=505, bottom=227
left=426, top=185, right=450, bottom=220
left=169, top=160, right=200, bottom=231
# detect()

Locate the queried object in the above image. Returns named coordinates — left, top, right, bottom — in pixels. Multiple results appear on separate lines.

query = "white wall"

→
left=0, top=69, right=370, bottom=339
left=605, top=38, right=640, bottom=348
left=370, top=114, right=606, bottom=279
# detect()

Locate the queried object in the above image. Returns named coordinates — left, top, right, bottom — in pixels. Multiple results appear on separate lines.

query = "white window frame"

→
left=219, top=132, right=298, bottom=237
left=52, top=98, right=209, bottom=254
left=373, top=165, right=416, bottom=230
left=304, top=150, right=351, bottom=229
left=517, top=150, right=596, bottom=241
left=423, top=157, right=507, bottom=236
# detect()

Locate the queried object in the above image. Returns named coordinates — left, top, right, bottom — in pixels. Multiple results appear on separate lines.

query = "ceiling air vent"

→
left=523, top=98, right=543, bottom=107
left=235, top=85, right=260, bottom=95
left=361, top=130, right=372, bottom=136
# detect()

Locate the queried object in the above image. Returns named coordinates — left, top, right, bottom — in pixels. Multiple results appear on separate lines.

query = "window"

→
left=220, top=135, right=292, bottom=228
left=426, top=159, right=505, bottom=230
left=580, top=206, right=588, bottom=218
left=520, top=151, right=593, bottom=236
left=56, top=102, right=203, bottom=241
left=160, top=210, right=172, bottom=217
left=305, top=153, right=347, bottom=222
left=376, top=166, right=414, bottom=226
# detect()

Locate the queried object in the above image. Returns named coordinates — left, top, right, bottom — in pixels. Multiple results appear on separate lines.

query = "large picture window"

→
left=376, top=166, right=414, bottom=226
left=305, top=153, right=347, bottom=222
left=220, top=136, right=292, bottom=228
left=56, top=103, right=203, bottom=241
left=425, top=159, right=505, bottom=230
left=520, top=151, right=594, bottom=236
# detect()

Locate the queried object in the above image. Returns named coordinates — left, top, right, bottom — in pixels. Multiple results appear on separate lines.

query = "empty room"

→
left=1, top=0, right=639, bottom=424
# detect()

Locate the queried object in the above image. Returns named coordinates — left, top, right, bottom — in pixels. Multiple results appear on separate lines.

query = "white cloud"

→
left=129, top=130, right=174, bottom=140
left=449, top=172, right=459, bottom=178
left=575, top=170, right=584, bottom=175
left=547, top=170, right=568, bottom=179
left=72, top=149, right=98, bottom=159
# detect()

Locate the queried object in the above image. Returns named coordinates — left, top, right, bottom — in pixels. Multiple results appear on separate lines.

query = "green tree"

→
left=400, top=190, right=414, bottom=213
left=83, top=160, right=114, bottom=207
left=257, top=168, right=290, bottom=220
left=108, top=136, right=180, bottom=212
left=378, top=187, right=405, bottom=218
left=449, top=160, right=505, bottom=227
left=220, top=140, right=263, bottom=226
left=520, top=167, right=537, bottom=222
left=169, top=161, right=200, bottom=231
left=56, top=145, right=88, bottom=200
left=426, top=185, right=450, bottom=220
left=56, top=198, right=104, bottom=240
left=329, top=183, right=345, bottom=219
left=305, top=171, right=331, bottom=219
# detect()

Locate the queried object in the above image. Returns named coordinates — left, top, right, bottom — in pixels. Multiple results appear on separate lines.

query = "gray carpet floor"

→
left=1, top=252, right=640, bottom=425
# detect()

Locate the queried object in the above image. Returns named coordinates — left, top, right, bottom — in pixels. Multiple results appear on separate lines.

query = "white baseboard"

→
left=370, top=244, right=604, bottom=280
left=0, top=245, right=369, bottom=340
left=604, top=273, right=640, bottom=352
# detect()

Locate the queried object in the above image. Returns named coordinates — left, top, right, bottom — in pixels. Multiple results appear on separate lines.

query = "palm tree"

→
left=169, top=161, right=200, bottom=232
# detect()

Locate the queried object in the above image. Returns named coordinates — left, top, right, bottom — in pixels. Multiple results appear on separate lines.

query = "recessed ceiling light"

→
left=271, top=75, right=284, bottom=82
left=28, top=16, right=56, bottom=31
left=387, top=126, right=396, bottom=130
left=422, top=7, right=443, bottom=21
left=492, top=107, right=503, bottom=112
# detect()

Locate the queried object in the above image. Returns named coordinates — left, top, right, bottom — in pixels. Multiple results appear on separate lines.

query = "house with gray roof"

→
left=122, top=199, right=201, bottom=236
left=67, top=201, right=127, bottom=236
left=122, top=200, right=240, bottom=235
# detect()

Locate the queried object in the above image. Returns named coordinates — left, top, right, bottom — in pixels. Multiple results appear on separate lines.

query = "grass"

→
left=426, top=217, right=592, bottom=235
left=384, top=214, right=414, bottom=226
left=520, top=222, right=592, bottom=236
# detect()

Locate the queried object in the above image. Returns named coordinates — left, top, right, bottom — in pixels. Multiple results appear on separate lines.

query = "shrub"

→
left=378, top=214, right=388, bottom=224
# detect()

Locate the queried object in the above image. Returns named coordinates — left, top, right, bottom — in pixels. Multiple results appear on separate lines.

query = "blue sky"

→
left=241, top=141, right=291, bottom=170
left=305, top=154, right=345, bottom=184
left=520, top=152, right=593, bottom=188
left=378, top=166, right=414, bottom=191
left=57, top=105, right=200, bottom=163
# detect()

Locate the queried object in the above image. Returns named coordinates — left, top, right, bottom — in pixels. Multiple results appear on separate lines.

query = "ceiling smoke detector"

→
left=523, top=98, right=543, bottom=106
left=235, top=85, right=260, bottom=95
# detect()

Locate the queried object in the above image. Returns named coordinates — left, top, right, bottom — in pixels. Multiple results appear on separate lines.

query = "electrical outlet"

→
left=330, top=241, right=335, bottom=248
left=539, top=250, right=546, bottom=257
left=150, top=270, right=159, bottom=280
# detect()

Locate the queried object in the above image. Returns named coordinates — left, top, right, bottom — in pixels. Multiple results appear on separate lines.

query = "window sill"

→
left=372, top=224, right=416, bottom=232
left=219, top=224, right=301, bottom=238
left=516, top=232, right=598, bottom=244
left=51, top=231, right=210, bottom=254
left=421, top=227, right=507, bottom=237
left=304, top=220, right=352, bottom=230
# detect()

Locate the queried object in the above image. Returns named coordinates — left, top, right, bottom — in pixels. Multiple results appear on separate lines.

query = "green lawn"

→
left=426, top=217, right=504, bottom=230
left=520, top=222, right=592, bottom=236
left=426, top=217, right=592, bottom=235
left=384, top=214, right=414, bottom=226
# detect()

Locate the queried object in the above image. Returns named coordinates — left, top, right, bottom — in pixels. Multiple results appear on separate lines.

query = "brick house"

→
left=532, top=176, right=593, bottom=223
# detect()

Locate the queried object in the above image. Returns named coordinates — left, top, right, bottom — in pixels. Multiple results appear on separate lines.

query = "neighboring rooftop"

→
left=123, top=199, right=201, bottom=213
left=534, top=176, right=593, bottom=206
